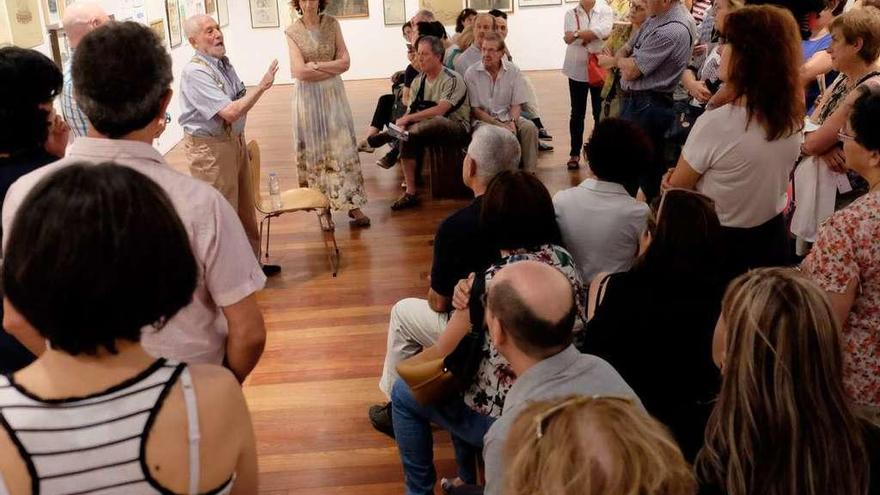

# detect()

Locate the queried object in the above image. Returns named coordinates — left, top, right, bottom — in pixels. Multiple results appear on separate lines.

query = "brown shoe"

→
left=391, top=192, right=419, bottom=211
left=566, top=157, right=580, bottom=170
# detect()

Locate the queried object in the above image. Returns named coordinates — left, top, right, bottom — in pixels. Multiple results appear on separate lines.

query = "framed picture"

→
left=6, top=0, right=44, bottom=48
left=565, top=0, right=578, bottom=3
left=41, top=0, right=62, bottom=26
left=324, top=0, right=369, bottom=19
left=383, top=0, right=405, bottom=25
left=150, top=18, right=167, bottom=44
left=205, top=0, right=218, bottom=21
left=217, top=0, right=229, bottom=26
left=166, top=0, right=183, bottom=47
left=182, top=0, right=206, bottom=18
left=518, top=0, right=560, bottom=6
left=249, top=0, right=280, bottom=28
left=419, top=0, right=461, bottom=25
left=466, top=0, right=513, bottom=12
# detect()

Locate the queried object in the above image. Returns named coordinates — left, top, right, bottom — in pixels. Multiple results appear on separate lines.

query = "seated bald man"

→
left=480, top=260, right=640, bottom=495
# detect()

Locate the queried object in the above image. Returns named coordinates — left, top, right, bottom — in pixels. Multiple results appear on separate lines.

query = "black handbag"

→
left=443, top=271, right=487, bottom=384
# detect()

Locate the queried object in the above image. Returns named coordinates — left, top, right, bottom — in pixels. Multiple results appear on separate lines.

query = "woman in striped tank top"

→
left=0, top=164, right=257, bottom=494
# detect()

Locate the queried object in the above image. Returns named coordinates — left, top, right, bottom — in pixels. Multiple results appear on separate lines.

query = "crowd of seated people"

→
left=5, top=1, right=880, bottom=494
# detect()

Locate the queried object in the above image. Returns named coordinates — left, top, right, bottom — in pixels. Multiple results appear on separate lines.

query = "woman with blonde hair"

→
left=697, top=267, right=880, bottom=495
left=504, top=395, right=697, bottom=495
left=444, top=25, right=474, bottom=70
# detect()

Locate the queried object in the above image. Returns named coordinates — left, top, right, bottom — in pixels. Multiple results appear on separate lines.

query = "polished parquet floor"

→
left=164, top=70, right=595, bottom=494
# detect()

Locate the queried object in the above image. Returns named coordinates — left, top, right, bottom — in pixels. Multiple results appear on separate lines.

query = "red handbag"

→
left=575, top=8, right=606, bottom=87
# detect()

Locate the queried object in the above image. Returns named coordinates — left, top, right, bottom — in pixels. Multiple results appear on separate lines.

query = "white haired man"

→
left=368, top=125, right=521, bottom=437
left=60, top=2, right=111, bottom=138
left=179, top=14, right=280, bottom=275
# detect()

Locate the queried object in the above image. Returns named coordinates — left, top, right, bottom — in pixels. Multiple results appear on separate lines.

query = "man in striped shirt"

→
left=60, top=2, right=110, bottom=138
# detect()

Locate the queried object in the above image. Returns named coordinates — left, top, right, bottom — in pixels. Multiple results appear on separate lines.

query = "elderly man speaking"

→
left=179, top=14, right=280, bottom=275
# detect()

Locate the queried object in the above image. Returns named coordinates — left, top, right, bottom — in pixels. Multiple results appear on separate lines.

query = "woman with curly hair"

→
left=665, top=5, right=805, bottom=279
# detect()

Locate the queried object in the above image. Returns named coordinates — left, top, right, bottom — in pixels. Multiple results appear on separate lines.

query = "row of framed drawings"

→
left=385, top=0, right=578, bottom=27
left=158, top=0, right=231, bottom=48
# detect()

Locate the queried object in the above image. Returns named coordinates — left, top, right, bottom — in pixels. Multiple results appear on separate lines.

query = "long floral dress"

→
left=286, top=14, right=367, bottom=211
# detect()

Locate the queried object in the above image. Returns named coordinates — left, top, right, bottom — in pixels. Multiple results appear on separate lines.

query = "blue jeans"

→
left=391, top=380, right=497, bottom=495
left=619, top=92, right=675, bottom=202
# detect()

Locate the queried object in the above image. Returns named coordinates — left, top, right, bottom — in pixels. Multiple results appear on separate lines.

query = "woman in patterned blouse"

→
left=802, top=85, right=880, bottom=419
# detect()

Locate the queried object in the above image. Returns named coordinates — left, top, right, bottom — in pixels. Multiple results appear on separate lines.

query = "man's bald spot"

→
left=490, top=260, right=573, bottom=326
left=63, top=2, right=109, bottom=47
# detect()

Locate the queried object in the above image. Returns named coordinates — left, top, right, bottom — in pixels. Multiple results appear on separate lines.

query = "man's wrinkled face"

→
left=494, top=17, right=507, bottom=39
left=474, top=15, right=494, bottom=47
left=193, top=18, right=225, bottom=58
left=481, top=40, right=504, bottom=68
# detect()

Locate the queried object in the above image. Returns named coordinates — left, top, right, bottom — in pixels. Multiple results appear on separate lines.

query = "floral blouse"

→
left=462, top=244, right=587, bottom=417
left=802, top=192, right=880, bottom=407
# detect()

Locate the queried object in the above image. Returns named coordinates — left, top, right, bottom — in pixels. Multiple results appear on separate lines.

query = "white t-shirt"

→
left=682, top=104, right=802, bottom=228
left=562, top=2, right=614, bottom=82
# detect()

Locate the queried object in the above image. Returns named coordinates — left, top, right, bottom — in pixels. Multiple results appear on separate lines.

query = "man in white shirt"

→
left=465, top=32, right=538, bottom=170
left=562, top=0, right=614, bottom=169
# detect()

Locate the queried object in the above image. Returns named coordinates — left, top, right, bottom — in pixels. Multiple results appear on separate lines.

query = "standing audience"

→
left=0, top=164, right=257, bottom=494
left=504, top=396, right=697, bottom=495
left=481, top=261, right=639, bottom=495
left=2, top=22, right=267, bottom=383
left=666, top=5, right=804, bottom=279
left=60, top=2, right=110, bottom=138
left=802, top=86, right=880, bottom=420
left=801, top=0, right=844, bottom=113
left=562, top=0, right=614, bottom=170
left=697, top=268, right=880, bottom=495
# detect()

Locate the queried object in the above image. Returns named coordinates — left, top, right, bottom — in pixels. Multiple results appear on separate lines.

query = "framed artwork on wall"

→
left=249, top=0, right=280, bottom=28
left=383, top=0, right=405, bottom=25
left=166, top=0, right=183, bottom=47
left=324, top=0, right=369, bottom=19
left=182, top=0, right=206, bottom=19
left=5, top=0, right=44, bottom=48
left=217, top=0, right=229, bottom=26
left=419, top=0, right=460, bottom=25
left=41, top=0, right=62, bottom=26
left=518, top=0, right=560, bottom=6
left=205, top=0, right=218, bottom=21
left=466, top=0, right=513, bottom=12
left=150, top=18, right=167, bottom=44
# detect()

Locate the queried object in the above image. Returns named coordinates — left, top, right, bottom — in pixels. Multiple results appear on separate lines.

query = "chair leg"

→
left=317, top=209, right=339, bottom=277
left=258, top=216, right=266, bottom=263
left=264, top=216, right=272, bottom=261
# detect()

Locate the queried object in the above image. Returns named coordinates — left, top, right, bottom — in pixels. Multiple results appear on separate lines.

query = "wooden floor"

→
left=164, top=70, right=595, bottom=494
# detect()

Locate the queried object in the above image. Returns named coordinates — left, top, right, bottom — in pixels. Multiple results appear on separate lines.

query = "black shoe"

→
left=538, top=128, right=553, bottom=141
left=376, top=150, right=398, bottom=169
left=367, top=131, right=395, bottom=149
left=369, top=402, right=395, bottom=439
left=391, top=192, right=419, bottom=211
left=538, top=141, right=554, bottom=152
left=261, top=264, right=281, bottom=277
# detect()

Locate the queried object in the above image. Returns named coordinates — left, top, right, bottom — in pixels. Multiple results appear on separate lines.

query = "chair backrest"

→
left=247, top=140, right=262, bottom=210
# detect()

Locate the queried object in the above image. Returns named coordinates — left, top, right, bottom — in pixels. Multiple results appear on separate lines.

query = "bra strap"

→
left=180, top=367, right=201, bottom=495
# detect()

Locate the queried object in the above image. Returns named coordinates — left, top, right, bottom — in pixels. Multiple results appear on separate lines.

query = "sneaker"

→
left=261, top=264, right=281, bottom=277
left=538, top=128, right=553, bottom=141
left=357, top=139, right=375, bottom=153
left=368, top=403, right=395, bottom=439
left=391, top=192, right=420, bottom=211
left=538, top=141, right=554, bottom=152
left=376, top=151, right=398, bottom=169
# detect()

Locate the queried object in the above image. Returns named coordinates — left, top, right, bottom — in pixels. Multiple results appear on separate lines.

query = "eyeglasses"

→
left=838, top=128, right=856, bottom=142
left=533, top=395, right=633, bottom=439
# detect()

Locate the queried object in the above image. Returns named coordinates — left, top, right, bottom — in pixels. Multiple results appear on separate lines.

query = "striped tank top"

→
left=0, top=359, right=234, bottom=495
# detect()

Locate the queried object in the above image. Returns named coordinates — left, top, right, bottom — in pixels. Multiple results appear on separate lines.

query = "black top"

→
left=430, top=196, right=497, bottom=298
left=581, top=269, right=724, bottom=461
left=0, top=147, right=57, bottom=375
left=404, top=64, right=419, bottom=89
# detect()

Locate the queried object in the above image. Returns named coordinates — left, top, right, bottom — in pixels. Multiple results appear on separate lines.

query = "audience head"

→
left=488, top=8, right=508, bottom=18
left=62, top=2, right=110, bottom=49
left=74, top=22, right=172, bottom=139
left=584, top=118, right=653, bottom=196
left=473, top=13, right=495, bottom=47
left=486, top=261, right=576, bottom=362
left=504, top=395, right=697, bottom=495
left=415, top=35, right=444, bottom=73
left=482, top=170, right=562, bottom=251
left=290, top=0, right=328, bottom=15
left=0, top=47, right=62, bottom=156
left=464, top=124, right=521, bottom=190
left=713, top=0, right=745, bottom=32
left=457, top=25, right=475, bottom=51
left=842, top=85, right=880, bottom=182
left=402, top=22, right=413, bottom=41
left=635, top=189, right=723, bottom=281
left=629, top=0, right=649, bottom=26
left=415, top=20, right=447, bottom=40
left=184, top=14, right=226, bottom=58
left=698, top=268, right=869, bottom=495
left=2, top=164, right=197, bottom=357
left=410, top=9, right=435, bottom=27
left=809, top=0, right=844, bottom=32
left=828, top=7, right=880, bottom=69
left=455, top=8, right=477, bottom=33
left=721, top=5, right=804, bottom=140
left=481, top=32, right=507, bottom=68
left=489, top=10, right=508, bottom=38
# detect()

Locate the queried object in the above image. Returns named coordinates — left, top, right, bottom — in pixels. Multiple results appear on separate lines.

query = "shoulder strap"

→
left=442, top=69, right=467, bottom=117
left=574, top=8, right=581, bottom=30
left=179, top=367, right=201, bottom=495
left=190, top=56, right=225, bottom=92
left=856, top=71, right=880, bottom=86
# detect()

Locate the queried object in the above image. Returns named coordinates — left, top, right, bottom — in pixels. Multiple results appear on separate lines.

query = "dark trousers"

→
left=619, top=91, right=676, bottom=202
left=720, top=213, right=791, bottom=281
left=370, top=93, right=396, bottom=130
left=568, top=78, right=604, bottom=157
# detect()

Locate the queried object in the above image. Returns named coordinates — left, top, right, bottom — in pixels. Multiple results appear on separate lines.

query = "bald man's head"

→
left=63, top=2, right=110, bottom=49
left=486, top=261, right=576, bottom=358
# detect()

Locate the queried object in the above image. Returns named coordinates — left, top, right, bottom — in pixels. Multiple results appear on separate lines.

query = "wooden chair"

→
left=248, top=140, right=340, bottom=277
left=421, top=143, right=471, bottom=200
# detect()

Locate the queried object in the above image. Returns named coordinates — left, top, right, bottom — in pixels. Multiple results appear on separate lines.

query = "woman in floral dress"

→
left=285, top=0, right=369, bottom=227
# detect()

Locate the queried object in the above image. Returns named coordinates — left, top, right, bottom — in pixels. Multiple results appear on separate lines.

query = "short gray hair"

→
left=416, top=35, right=444, bottom=59
left=183, top=14, right=214, bottom=39
left=467, top=125, right=521, bottom=180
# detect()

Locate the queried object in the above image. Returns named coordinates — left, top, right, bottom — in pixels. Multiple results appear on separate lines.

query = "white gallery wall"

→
left=15, top=0, right=577, bottom=153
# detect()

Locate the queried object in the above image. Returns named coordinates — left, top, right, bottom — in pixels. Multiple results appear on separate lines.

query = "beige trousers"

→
left=184, top=133, right=260, bottom=258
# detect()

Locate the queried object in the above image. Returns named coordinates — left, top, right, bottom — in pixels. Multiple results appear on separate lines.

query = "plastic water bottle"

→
left=268, top=173, right=283, bottom=210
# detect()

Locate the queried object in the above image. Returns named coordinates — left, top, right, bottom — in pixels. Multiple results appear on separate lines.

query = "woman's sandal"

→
left=348, top=210, right=371, bottom=227
left=390, top=192, right=419, bottom=211
left=566, top=157, right=580, bottom=170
